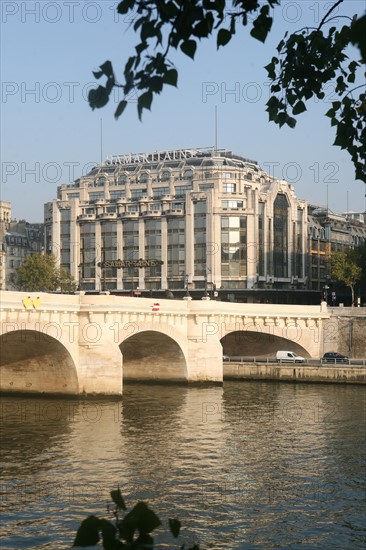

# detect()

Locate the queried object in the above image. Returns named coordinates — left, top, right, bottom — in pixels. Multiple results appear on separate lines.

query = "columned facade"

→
left=44, top=148, right=308, bottom=293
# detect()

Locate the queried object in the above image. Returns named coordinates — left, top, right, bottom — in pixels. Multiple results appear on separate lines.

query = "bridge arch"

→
left=0, top=330, right=79, bottom=394
left=120, top=330, right=187, bottom=382
left=221, top=330, right=310, bottom=358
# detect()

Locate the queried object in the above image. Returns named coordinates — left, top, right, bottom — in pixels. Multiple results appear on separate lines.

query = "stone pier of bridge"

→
left=0, top=291, right=330, bottom=395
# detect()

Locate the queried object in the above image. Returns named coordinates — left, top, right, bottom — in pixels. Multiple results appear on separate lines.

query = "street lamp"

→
left=185, top=273, right=191, bottom=298
left=323, top=284, right=329, bottom=304
left=202, top=268, right=210, bottom=300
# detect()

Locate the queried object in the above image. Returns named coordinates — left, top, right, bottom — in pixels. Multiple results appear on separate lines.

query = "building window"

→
left=175, top=184, right=192, bottom=197
left=118, top=175, right=127, bottom=185
left=161, top=171, right=170, bottom=182
left=80, top=224, right=96, bottom=280
left=221, top=200, right=243, bottom=209
left=273, top=194, right=288, bottom=277
left=149, top=203, right=161, bottom=211
left=130, top=188, right=147, bottom=200
left=183, top=169, right=193, bottom=180
left=258, top=202, right=264, bottom=276
left=139, top=172, right=149, bottom=183
left=194, top=201, right=206, bottom=276
left=123, top=220, right=139, bottom=283
left=153, top=187, right=170, bottom=198
left=294, top=208, right=303, bottom=278
left=145, top=219, right=162, bottom=277
left=101, top=222, right=118, bottom=282
left=168, top=218, right=185, bottom=279
left=97, top=176, right=106, bottom=186
left=110, top=190, right=126, bottom=200
left=223, top=183, right=236, bottom=193
left=221, top=216, right=247, bottom=279
left=89, top=192, right=104, bottom=203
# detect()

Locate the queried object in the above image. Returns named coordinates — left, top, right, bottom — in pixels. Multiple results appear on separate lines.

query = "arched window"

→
left=161, top=170, right=171, bottom=182
left=183, top=169, right=193, bottom=180
left=139, top=172, right=149, bottom=183
left=118, top=174, right=127, bottom=185
left=97, top=176, right=106, bottom=186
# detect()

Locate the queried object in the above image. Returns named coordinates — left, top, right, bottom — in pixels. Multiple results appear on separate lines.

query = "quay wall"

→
left=224, top=363, right=366, bottom=384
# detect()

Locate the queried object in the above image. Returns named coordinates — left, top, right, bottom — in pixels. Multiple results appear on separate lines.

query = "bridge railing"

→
left=223, top=356, right=366, bottom=367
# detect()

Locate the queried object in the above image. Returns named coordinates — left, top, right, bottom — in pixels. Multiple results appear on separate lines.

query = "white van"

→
left=276, top=351, right=305, bottom=363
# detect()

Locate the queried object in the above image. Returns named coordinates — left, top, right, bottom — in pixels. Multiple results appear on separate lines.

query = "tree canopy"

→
left=331, top=249, right=363, bottom=305
left=15, top=254, right=77, bottom=293
left=88, top=0, right=365, bottom=183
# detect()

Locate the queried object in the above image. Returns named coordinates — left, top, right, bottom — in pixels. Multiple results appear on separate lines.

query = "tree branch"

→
left=316, top=0, right=344, bottom=33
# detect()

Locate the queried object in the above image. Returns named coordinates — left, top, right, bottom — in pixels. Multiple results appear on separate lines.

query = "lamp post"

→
left=184, top=273, right=191, bottom=298
left=323, top=284, right=329, bottom=304
left=78, top=265, right=82, bottom=291
left=202, top=268, right=210, bottom=300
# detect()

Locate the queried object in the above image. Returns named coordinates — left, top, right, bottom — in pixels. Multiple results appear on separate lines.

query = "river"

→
left=0, top=381, right=365, bottom=549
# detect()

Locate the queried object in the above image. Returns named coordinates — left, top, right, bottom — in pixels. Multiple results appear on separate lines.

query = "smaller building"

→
left=307, top=206, right=366, bottom=304
left=0, top=201, right=44, bottom=290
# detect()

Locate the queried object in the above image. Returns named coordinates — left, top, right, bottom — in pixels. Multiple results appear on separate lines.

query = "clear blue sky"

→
left=1, top=0, right=365, bottom=222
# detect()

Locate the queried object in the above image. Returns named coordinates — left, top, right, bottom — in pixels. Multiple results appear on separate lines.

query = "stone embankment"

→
left=224, top=363, right=366, bottom=384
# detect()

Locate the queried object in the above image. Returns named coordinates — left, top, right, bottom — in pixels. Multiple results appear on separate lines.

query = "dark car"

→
left=322, top=352, right=349, bottom=364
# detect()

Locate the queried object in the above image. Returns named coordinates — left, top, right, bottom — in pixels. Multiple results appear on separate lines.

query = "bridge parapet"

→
left=0, top=291, right=332, bottom=395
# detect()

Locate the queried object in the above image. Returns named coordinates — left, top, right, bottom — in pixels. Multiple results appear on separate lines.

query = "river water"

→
left=0, top=381, right=365, bottom=549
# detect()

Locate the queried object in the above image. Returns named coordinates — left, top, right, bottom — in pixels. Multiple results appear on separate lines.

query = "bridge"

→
left=0, top=291, right=330, bottom=395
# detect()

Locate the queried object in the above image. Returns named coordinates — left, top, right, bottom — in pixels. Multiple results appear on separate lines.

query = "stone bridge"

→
left=0, top=291, right=330, bottom=395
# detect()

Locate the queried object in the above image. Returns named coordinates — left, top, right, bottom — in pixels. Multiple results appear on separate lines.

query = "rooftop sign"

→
left=105, top=148, right=211, bottom=166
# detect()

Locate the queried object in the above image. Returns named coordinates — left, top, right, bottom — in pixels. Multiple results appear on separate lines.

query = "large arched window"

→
left=273, top=194, right=288, bottom=277
left=139, top=172, right=149, bottom=183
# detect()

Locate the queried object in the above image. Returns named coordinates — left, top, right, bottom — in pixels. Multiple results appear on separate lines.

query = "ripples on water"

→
left=0, top=382, right=365, bottom=549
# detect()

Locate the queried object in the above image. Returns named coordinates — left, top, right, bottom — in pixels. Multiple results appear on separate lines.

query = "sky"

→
left=1, top=0, right=365, bottom=222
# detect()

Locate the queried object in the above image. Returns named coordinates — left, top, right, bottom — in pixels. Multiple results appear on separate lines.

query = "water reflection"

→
left=0, top=382, right=365, bottom=549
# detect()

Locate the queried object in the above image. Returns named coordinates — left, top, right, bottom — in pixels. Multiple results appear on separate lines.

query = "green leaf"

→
left=88, top=86, right=110, bottom=110
left=349, top=15, right=366, bottom=63
left=93, top=70, right=104, bottom=79
left=110, top=488, right=126, bottom=510
left=180, top=40, right=197, bottom=59
left=286, top=116, right=297, bottom=129
left=137, top=91, right=153, bottom=119
left=163, top=68, right=178, bottom=87
left=100, top=60, right=114, bottom=79
left=169, top=518, right=181, bottom=538
left=117, top=0, right=135, bottom=15
left=141, top=22, right=157, bottom=41
left=114, top=99, right=127, bottom=119
left=99, top=519, right=117, bottom=545
left=292, top=100, right=306, bottom=115
left=250, top=6, right=272, bottom=43
left=73, top=515, right=100, bottom=547
left=122, top=501, right=161, bottom=535
left=217, top=28, right=232, bottom=48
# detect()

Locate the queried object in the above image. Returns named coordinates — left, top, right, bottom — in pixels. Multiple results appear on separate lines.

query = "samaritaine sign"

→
left=105, top=148, right=208, bottom=165
left=98, top=259, right=164, bottom=268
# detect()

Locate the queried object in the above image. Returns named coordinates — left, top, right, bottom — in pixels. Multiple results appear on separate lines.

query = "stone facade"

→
left=44, top=148, right=308, bottom=294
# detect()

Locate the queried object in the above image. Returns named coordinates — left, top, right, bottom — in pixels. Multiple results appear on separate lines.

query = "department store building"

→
left=44, top=147, right=308, bottom=296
